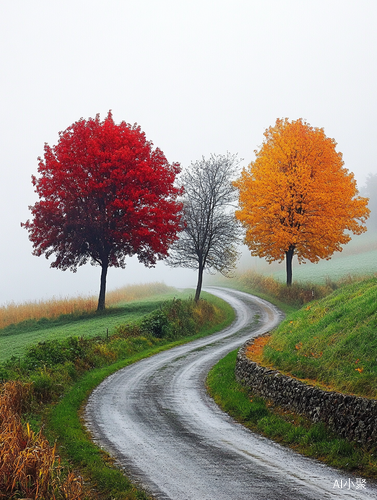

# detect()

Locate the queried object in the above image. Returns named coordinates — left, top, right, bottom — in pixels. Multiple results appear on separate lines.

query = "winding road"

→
left=85, top=287, right=377, bottom=499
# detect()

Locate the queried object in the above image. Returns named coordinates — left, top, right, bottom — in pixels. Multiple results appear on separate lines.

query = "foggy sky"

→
left=1, top=1, right=376, bottom=305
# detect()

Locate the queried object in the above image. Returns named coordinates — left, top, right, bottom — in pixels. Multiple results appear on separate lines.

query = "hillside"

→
left=261, top=277, right=377, bottom=397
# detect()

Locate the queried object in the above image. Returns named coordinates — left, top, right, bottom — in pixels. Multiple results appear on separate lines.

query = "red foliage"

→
left=23, top=112, right=182, bottom=309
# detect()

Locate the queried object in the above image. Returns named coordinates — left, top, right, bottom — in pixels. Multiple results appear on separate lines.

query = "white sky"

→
left=1, top=0, right=376, bottom=305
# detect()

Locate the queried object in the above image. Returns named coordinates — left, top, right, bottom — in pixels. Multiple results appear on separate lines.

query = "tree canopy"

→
left=22, top=112, right=182, bottom=310
left=167, top=153, right=241, bottom=301
left=234, top=118, right=369, bottom=285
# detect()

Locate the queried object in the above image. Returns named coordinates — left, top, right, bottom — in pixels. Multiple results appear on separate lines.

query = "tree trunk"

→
left=285, top=246, right=294, bottom=286
left=195, top=265, right=204, bottom=302
left=97, top=260, right=108, bottom=311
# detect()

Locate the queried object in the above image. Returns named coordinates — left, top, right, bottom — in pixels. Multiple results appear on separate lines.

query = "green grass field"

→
left=0, top=289, right=195, bottom=363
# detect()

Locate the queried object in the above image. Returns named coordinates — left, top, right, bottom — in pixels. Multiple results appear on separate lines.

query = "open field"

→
left=0, top=282, right=174, bottom=329
left=0, top=288, right=195, bottom=364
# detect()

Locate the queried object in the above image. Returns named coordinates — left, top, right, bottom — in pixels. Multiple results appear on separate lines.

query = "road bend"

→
left=85, top=287, right=377, bottom=500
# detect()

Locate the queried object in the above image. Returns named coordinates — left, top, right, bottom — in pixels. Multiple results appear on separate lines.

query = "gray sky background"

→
left=1, top=0, right=376, bottom=305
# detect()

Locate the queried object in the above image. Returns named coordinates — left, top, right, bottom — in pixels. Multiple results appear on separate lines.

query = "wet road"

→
left=85, top=287, right=377, bottom=499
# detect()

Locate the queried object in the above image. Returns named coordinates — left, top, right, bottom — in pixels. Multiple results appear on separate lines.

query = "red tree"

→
left=22, top=112, right=182, bottom=310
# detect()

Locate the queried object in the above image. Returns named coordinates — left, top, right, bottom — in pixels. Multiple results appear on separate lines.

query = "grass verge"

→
left=206, top=350, right=377, bottom=478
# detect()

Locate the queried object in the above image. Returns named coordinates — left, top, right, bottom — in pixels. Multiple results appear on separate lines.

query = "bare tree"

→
left=168, top=153, right=241, bottom=301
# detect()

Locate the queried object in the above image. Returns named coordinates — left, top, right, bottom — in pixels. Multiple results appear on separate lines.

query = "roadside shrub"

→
left=164, top=298, right=196, bottom=339
left=136, top=298, right=217, bottom=340
left=0, top=365, right=9, bottom=382
left=22, top=336, right=89, bottom=371
left=24, top=341, right=66, bottom=369
left=31, top=370, right=57, bottom=403
left=141, top=309, right=170, bottom=338
left=192, top=299, right=215, bottom=326
left=88, top=342, right=118, bottom=367
left=107, top=336, right=158, bottom=359
left=113, top=322, right=142, bottom=338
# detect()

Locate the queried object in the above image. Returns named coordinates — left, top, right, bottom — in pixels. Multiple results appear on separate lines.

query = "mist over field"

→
left=1, top=1, right=376, bottom=306
left=237, top=232, right=377, bottom=285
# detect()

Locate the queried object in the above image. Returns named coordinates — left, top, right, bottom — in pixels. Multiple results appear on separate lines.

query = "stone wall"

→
left=235, top=336, right=377, bottom=446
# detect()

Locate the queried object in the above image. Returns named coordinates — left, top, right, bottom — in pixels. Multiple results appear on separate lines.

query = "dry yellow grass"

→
left=0, top=381, right=84, bottom=499
left=0, top=282, right=173, bottom=330
left=106, top=282, right=173, bottom=305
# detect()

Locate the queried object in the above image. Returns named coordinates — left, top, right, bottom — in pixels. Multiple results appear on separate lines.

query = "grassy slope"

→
left=0, top=290, right=193, bottom=363
left=263, top=277, right=377, bottom=397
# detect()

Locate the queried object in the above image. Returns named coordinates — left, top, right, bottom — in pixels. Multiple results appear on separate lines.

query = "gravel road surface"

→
left=85, top=287, right=377, bottom=499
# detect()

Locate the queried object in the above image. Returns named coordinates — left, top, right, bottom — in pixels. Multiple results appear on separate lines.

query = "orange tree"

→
left=234, top=118, right=369, bottom=285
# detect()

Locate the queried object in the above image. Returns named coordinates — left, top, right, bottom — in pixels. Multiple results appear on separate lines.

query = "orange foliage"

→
left=245, top=335, right=271, bottom=364
left=234, top=118, right=369, bottom=283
